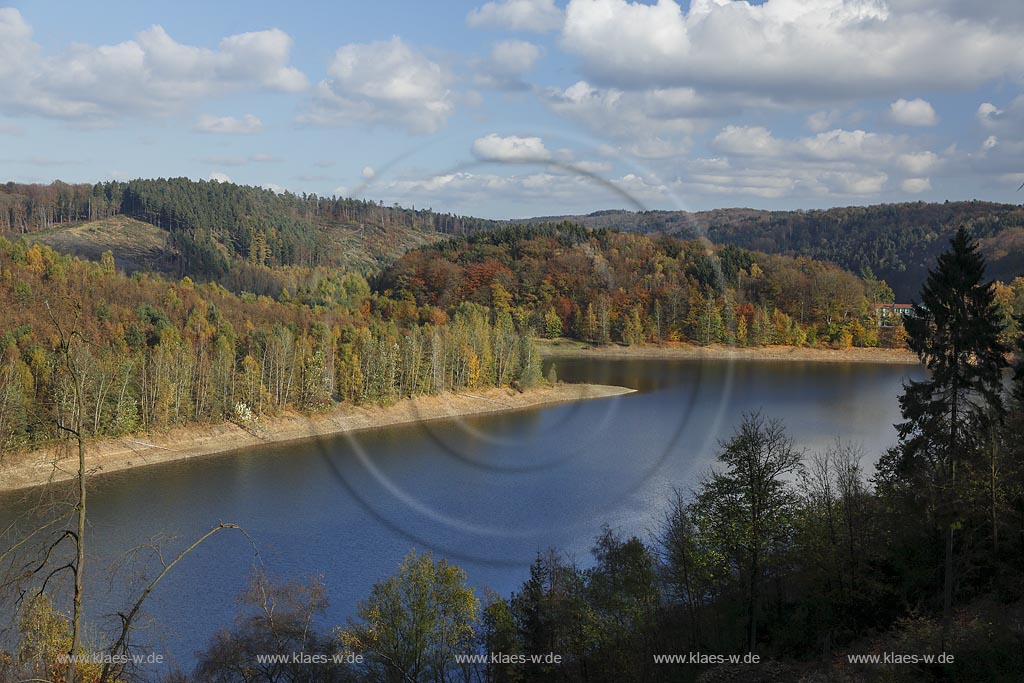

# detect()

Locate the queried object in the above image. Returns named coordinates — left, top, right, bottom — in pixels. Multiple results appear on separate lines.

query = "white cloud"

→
left=475, top=40, right=542, bottom=90
left=467, top=0, right=563, bottom=32
left=699, top=124, right=944, bottom=199
left=379, top=169, right=671, bottom=215
left=301, top=37, right=454, bottom=134
left=541, top=81, right=728, bottom=158
left=820, top=171, right=888, bottom=195
left=472, top=134, right=552, bottom=162
left=565, top=159, right=614, bottom=175
left=888, top=98, right=938, bottom=126
left=492, top=40, right=542, bottom=74
left=806, top=110, right=842, bottom=133
left=561, top=0, right=1024, bottom=100
left=194, top=114, right=264, bottom=134
left=362, top=166, right=376, bottom=180
left=901, top=177, right=932, bottom=192
left=712, top=126, right=784, bottom=157
left=977, top=102, right=1004, bottom=126
left=955, top=97, right=1024, bottom=177
left=976, top=96, right=1024, bottom=133
left=897, top=151, right=939, bottom=175
left=209, top=172, right=233, bottom=183
left=0, top=9, right=306, bottom=122
left=713, top=127, right=927, bottom=167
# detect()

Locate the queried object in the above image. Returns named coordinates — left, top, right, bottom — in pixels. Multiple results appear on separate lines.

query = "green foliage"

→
left=895, top=228, right=1009, bottom=497
left=340, top=550, right=478, bottom=683
left=543, top=308, right=563, bottom=339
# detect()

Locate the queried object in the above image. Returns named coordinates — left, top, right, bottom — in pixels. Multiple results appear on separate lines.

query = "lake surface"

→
left=0, top=357, right=923, bottom=671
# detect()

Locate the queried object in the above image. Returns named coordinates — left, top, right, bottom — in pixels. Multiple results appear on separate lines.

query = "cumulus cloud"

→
left=712, top=126, right=784, bottom=157
left=888, top=98, right=938, bottom=126
left=960, top=96, right=1024, bottom=176
left=194, top=114, right=264, bottom=134
left=699, top=124, right=942, bottom=199
left=301, top=37, right=454, bottom=134
left=540, top=80, right=743, bottom=158
left=472, top=134, right=552, bottom=162
left=467, top=0, right=563, bottom=32
left=475, top=40, right=542, bottom=90
left=977, top=96, right=1024, bottom=134
left=493, top=40, right=542, bottom=73
left=977, top=102, right=1005, bottom=126
left=0, top=8, right=305, bottom=122
left=560, top=0, right=1024, bottom=100
left=209, top=172, right=233, bottom=183
left=901, top=177, right=932, bottom=193
left=712, top=126, right=932, bottom=167
left=362, top=166, right=376, bottom=180
left=897, top=151, right=939, bottom=175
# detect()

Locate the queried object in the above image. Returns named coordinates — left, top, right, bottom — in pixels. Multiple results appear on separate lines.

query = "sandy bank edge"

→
left=537, top=340, right=920, bottom=364
left=0, top=383, right=635, bottom=493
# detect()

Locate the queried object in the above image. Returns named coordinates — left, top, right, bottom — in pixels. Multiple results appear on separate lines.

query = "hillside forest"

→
left=3, top=212, right=1024, bottom=457
left=537, top=200, right=1024, bottom=300
left=0, top=179, right=498, bottom=295
left=381, top=223, right=1024, bottom=350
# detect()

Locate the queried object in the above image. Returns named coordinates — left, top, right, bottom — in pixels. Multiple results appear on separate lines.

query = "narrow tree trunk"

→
left=941, top=521, right=953, bottom=650
left=68, top=428, right=86, bottom=683
left=748, top=553, right=759, bottom=653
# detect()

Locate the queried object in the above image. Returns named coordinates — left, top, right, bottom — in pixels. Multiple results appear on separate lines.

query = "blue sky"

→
left=2, top=0, right=1023, bottom=218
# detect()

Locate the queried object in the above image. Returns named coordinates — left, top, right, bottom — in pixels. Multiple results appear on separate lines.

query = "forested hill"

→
left=0, top=178, right=498, bottom=293
left=523, top=201, right=1024, bottom=299
left=8, top=180, right=1024, bottom=302
left=380, top=223, right=936, bottom=350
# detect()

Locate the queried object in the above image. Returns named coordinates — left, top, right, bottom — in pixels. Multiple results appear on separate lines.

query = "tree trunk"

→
left=68, top=428, right=86, bottom=683
left=941, top=521, right=953, bottom=650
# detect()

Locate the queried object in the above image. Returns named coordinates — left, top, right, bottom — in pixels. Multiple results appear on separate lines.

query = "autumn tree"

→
left=340, top=550, right=478, bottom=683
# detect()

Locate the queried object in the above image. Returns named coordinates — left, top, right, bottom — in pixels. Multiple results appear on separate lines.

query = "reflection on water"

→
left=0, top=357, right=922, bottom=669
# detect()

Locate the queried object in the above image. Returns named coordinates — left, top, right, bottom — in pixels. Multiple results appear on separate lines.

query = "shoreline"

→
left=537, top=340, right=920, bottom=364
left=0, top=383, right=635, bottom=494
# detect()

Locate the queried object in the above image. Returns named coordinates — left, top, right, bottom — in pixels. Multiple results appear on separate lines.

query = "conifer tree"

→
left=895, top=227, right=1009, bottom=645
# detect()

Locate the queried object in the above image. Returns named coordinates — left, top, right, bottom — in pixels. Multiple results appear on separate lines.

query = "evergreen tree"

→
left=894, top=227, right=1009, bottom=645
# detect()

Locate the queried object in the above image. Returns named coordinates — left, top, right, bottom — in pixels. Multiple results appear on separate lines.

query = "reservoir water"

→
left=0, top=357, right=923, bottom=670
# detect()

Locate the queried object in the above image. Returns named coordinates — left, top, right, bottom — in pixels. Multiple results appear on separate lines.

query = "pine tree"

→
left=895, top=227, right=1009, bottom=646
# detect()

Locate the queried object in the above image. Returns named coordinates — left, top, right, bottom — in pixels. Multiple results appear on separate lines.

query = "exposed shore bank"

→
left=0, top=383, right=635, bottom=493
left=537, top=339, right=920, bottom=364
